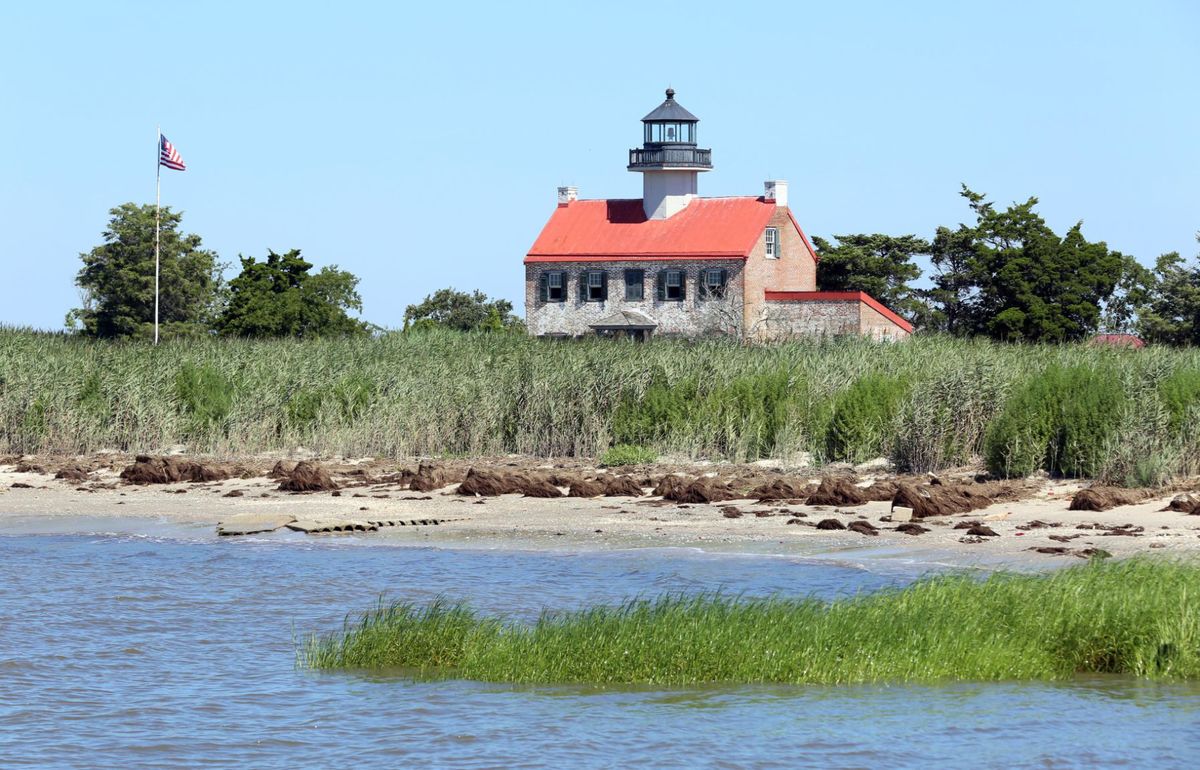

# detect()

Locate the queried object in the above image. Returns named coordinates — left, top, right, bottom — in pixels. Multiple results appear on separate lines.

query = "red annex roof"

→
left=764, top=291, right=915, bottom=334
left=1091, top=333, right=1145, bottom=349
left=526, top=197, right=783, bottom=262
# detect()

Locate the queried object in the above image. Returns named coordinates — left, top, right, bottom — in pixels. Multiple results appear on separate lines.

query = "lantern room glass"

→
left=645, top=122, right=695, bottom=144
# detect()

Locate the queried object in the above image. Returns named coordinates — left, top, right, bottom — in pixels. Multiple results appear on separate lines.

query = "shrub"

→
left=77, top=371, right=108, bottom=418
left=985, top=364, right=1126, bottom=478
left=700, top=371, right=796, bottom=460
left=824, top=375, right=909, bottom=464
left=285, top=388, right=325, bottom=428
left=1159, top=368, right=1200, bottom=434
left=599, top=444, right=657, bottom=466
left=174, top=363, right=232, bottom=432
left=20, top=397, right=47, bottom=442
left=610, top=375, right=698, bottom=447
left=332, top=373, right=376, bottom=420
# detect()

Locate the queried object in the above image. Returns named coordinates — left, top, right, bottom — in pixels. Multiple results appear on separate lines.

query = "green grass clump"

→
left=985, top=363, right=1127, bottom=478
left=302, top=559, right=1200, bottom=685
left=599, top=444, right=657, bottom=466
left=824, top=374, right=909, bottom=464
left=174, top=362, right=233, bottom=433
left=1159, top=368, right=1200, bottom=434
left=611, top=370, right=799, bottom=461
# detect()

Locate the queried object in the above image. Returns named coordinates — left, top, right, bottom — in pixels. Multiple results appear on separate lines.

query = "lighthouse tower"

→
left=627, top=88, right=712, bottom=220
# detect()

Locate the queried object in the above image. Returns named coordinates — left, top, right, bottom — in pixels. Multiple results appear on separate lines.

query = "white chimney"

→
left=764, top=180, right=788, bottom=207
left=557, top=186, right=578, bottom=206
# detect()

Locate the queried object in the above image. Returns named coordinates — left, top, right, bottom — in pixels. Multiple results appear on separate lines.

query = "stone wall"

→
left=755, top=299, right=861, bottom=341
left=755, top=296, right=912, bottom=342
left=525, top=260, right=745, bottom=338
left=859, top=302, right=912, bottom=341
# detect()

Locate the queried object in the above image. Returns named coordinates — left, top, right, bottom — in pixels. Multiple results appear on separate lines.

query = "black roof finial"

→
left=641, top=88, right=699, bottom=122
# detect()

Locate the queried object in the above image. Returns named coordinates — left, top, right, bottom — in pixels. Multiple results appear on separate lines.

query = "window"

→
left=699, top=268, right=727, bottom=300
left=656, top=269, right=686, bottom=301
left=539, top=270, right=566, bottom=302
left=624, top=269, right=644, bottom=301
left=580, top=270, right=607, bottom=302
left=765, top=227, right=779, bottom=259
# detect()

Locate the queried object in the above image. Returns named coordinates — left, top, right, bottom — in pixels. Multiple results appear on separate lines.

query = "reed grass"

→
left=300, top=559, right=1200, bottom=685
left=3, top=327, right=1200, bottom=480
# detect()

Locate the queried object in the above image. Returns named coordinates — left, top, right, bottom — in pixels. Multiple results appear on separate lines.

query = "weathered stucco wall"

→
left=755, top=299, right=860, bottom=340
left=525, top=260, right=745, bottom=338
left=755, top=298, right=912, bottom=342
left=859, top=302, right=912, bottom=341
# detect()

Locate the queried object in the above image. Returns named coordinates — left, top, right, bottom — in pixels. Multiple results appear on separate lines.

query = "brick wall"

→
left=859, top=302, right=912, bottom=341
left=525, top=260, right=745, bottom=338
left=741, top=206, right=818, bottom=332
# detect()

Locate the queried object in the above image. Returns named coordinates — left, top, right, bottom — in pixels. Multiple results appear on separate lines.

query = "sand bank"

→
left=2, top=455, right=1200, bottom=564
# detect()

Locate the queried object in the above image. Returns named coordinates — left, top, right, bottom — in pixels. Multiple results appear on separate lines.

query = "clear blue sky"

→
left=2, top=1, right=1196, bottom=330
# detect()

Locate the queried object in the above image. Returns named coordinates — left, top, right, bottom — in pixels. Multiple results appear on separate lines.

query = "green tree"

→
left=217, top=249, right=368, bottom=338
left=68, top=203, right=223, bottom=339
left=1136, top=236, right=1200, bottom=344
left=403, top=288, right=523, bottom=332
left=923, top=223, right=980, bottom=336
left=813, top=234, right=927, bottom=320
left=1099, top=254, right=1154, bottom=334
left=925, top=186, right=1126, bottom=342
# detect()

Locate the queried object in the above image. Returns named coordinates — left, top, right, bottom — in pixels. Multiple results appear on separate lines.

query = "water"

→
left=1, top=521, right=1198, bottom=768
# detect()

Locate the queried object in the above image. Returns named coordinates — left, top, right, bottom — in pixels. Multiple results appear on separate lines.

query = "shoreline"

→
left=3, top=454, right=1200, bottom=568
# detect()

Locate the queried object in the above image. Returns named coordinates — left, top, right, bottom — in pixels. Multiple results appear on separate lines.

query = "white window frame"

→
left=547, top=271, right=564, bottom=302
left=665, top=270, right=683, bottom=300
left=586, top=270, right=604, bottom=301
left=703, top=268, right=725, bottom=299
left=765, top=227, right=779, bottom=259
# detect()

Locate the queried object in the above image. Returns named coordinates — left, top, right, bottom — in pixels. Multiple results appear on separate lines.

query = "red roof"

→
left=764, top=291, right=915, bottom=334
left=526, top=197, right=779, bottom=262
left=1091, top=334, right=1145, bottom=349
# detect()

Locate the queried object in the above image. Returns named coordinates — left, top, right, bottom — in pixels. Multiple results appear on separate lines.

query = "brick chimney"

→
left=764, top=180, right=788, bottom=207
left=557, top=186, right=578, bottom=206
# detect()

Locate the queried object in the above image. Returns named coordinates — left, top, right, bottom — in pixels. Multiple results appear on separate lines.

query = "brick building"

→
left=524, top=89, right=912, bottom=341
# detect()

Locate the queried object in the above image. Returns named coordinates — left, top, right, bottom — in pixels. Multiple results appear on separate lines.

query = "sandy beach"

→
left=3, top=454, right=1200, bottom=565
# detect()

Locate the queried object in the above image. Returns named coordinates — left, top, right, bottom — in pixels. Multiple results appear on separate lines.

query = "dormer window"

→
left=765, top=227, right=779, bottom=259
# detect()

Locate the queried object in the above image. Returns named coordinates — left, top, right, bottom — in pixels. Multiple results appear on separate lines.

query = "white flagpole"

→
left=154, top=125, right=161, bottom=345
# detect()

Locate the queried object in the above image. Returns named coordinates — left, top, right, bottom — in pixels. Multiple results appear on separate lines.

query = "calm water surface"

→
left=1, top=519, right=1197, bottom=769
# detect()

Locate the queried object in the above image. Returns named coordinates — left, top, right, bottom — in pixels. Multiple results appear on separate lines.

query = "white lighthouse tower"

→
left=627, top=88, right=713, bottom=220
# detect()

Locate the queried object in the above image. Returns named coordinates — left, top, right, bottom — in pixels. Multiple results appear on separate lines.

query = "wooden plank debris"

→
left=216, top=513, right=297, bottom=536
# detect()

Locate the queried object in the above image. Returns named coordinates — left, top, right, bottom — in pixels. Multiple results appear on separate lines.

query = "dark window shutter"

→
left=538, top=272, right=548, bottom=302
left=579, top=273, right=588, bottom=302
left=656, top=271, right=665, bottom=301
left=679, top=271, right=687, bottom=301
left=600, top=272, right=608, bottom=300
left=719, top=268, right=728, bottom=296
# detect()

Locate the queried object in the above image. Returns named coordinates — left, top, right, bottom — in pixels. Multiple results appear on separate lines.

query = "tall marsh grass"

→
left=301, top=559, right=1200, bottom=685
left=3, top=327, right=1200, bottom=479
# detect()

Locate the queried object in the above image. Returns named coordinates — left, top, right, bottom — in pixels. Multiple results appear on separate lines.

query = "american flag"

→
left=159, top=135, right=186, bottom=171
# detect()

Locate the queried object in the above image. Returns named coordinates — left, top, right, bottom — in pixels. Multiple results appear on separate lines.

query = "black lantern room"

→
left=628, top=88, right=713, bottom=171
